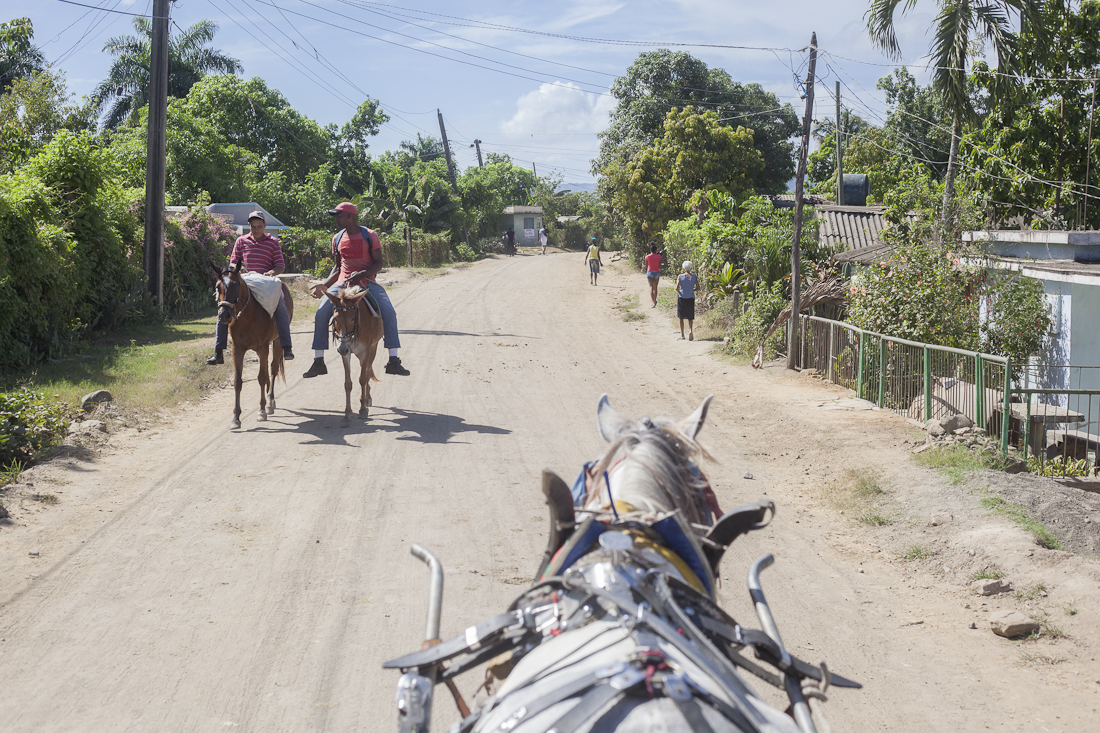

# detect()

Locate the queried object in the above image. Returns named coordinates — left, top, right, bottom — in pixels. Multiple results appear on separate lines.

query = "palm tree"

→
left=865, top=0, right=1046, bottom=219
left=91, top=18, right=242, bottom=129
left=0, top=17, right=45, bottom=91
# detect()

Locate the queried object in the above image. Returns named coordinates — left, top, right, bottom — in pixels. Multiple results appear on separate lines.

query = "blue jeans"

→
left=312, top=281, right=400, bottom=351
left=215, top=296, right=292, bottom=351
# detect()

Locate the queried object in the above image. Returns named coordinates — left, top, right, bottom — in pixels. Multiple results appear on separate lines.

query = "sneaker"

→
left=303, top=357, right=327, bottom=378
left=385, top=356, right=411, bottom=376
left=283, top=347, right=295, bottom=361
left=205, top=350, right=223, bottom=366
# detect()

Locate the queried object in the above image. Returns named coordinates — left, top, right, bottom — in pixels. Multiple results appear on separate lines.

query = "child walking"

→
left=676, top=261, right=699, bottom=340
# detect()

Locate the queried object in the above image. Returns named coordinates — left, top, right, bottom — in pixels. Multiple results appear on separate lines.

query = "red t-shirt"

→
left=333, top=226, right=381, bottom=285
left=644, top=253, right=662, bottom=273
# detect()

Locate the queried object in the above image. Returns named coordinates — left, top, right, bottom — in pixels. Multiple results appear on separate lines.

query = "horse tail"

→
left=274, top=342, right=287, bottom=384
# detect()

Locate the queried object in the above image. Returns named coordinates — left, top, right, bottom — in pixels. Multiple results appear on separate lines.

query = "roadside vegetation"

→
left=980, top=496, right=1062, bottom=550
left=823, top=467, right=896, bottom=527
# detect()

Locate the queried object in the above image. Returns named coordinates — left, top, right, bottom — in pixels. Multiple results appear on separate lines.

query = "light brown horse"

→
left=212, top=263, right=294, bottom=429
left=326, top=286, right=384, bottom=425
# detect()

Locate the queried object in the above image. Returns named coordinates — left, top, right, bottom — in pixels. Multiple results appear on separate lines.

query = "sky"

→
left=11, top=0, right=948, bottom=187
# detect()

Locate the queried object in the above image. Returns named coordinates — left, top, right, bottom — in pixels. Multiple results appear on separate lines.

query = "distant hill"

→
left=558, top=182, right=597, bottom=194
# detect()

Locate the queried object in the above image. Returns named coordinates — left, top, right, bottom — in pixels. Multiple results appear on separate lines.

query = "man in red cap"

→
left=206, top=210, right=294, bottom=365
left=302, top=201, right=410, bottom=377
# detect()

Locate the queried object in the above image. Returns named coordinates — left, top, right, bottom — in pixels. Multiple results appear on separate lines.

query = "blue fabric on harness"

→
left=550, top=519, right=606, bottom=577
left=652, top=515, right=713, bottom=596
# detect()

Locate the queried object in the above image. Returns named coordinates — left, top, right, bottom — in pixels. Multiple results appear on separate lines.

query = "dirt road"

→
left=2, top=253, right=1097, bottom=732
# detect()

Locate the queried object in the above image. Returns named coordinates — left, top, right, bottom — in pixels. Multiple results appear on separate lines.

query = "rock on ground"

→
left=989, top=610, right=1039, bottom=638
left=971, top=579, right=1011, bottom=596
left=81, top=390, right=113, bottom=412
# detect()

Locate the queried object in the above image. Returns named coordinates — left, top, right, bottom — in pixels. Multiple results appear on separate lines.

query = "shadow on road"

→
left=252, top=406, right=510, bottom=446
left=401, top=329, right=539, bottom=339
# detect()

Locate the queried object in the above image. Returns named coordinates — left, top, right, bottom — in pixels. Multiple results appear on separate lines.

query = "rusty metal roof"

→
left=818, top=205, right=889, bottom=251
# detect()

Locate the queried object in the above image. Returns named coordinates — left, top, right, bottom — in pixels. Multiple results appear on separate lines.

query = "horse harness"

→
left=329, top=300, right=362, bottom=345
left=384, top=518, right=859, bottom=733
left=217, top=273, right=251, bottom=322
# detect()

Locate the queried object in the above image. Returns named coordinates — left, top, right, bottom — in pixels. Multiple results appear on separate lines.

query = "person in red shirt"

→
left=206, top=211, right=294, bottom=365
left=302, top=202, right=410, bottom=378
left=644, top=243, right=664, bottom=307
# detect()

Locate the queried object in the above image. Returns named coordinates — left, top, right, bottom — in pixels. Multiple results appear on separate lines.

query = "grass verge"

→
left=980, top=497, right=1062, bottom=550
left=897, top=544, right=935, bottom=560
left=823, top=467, right=895, bottom=526
left=968, top=565, right=1005, bottom=582
left=913, top=444, right=1005, bottom=485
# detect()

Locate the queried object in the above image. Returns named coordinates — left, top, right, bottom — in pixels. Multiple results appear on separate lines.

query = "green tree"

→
left=90, top=18, right=242, bottom=129
left=458, top=157, right=538, bottom=240
left=865, top=0, right=1046, bottom=217
left=326, top=98, right=389, bottom=195
left=0, top=17, right=45, bottom=92
left=182, top=75, right=327, bottom=184
left=0, top=70, right=96, bottom=174
left=601, top=107, right=764, bottom=255
left=595, top=51, right=797, bottom=195
left=965, top=0, right=1100, bottom=228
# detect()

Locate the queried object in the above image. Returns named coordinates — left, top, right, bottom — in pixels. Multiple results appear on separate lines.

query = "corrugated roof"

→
left=819, top=205, right=921, bottom=264
left=767, top=194, right=831, bottom=208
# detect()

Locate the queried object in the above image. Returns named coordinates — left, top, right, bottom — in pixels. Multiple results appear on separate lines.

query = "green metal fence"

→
left=798, top=315, right=1013, bottom=455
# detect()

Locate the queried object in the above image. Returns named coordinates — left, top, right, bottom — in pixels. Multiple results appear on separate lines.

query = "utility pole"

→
left=437, top=109, right=470, bottom=248
left=787, top=32, right=816, bottom=372
left=143, top=0, right=170, bottom=305
left=532, top=162, right=538, bottom=178
left=835, top=80, right=844, bottom=206
left=1084, top=80, right=1097, bottom=227
left=470, top=139, right=483, bottom=167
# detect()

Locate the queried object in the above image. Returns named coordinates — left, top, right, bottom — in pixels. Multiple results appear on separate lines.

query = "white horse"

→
left=385, top=395, right=859, bottom=733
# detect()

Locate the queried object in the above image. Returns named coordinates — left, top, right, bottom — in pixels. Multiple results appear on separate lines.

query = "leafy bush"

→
left=728, top=282, right=786, bottom=358
left=163, top=206, right=235, bottom=315
left=0, top=389, right=73, bottom=466
left=452, top=242, right=476, bottom=262
left=24, top=131, right=142, bottom=332
left=280, top=227, right=333, bottom=274
left=980, top=272, right=1052, bottom=365
left=0, top=174, right=78, bottom=367
left=310, top=257, right=334, bottom=279
left=702, top=292, right=744, bottom=334
left=554, top=219, right=591, bottom=250
left=847, top=243, right=978, bottom=348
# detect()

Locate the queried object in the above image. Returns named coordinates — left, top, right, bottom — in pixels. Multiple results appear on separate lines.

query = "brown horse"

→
left=212, top=262, right=294, bottom=429
left=326, top=286, right=384, bottom=425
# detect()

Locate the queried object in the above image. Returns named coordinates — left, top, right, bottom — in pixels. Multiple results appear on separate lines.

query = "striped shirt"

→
left=230, top=233, right=285, bottom=273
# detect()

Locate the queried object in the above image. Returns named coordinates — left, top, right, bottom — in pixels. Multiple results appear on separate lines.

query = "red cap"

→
left=327, top=201, right=357, bottom=216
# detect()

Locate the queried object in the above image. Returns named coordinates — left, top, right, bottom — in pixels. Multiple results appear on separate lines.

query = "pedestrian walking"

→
left=585, top=237, right=603, bottom=285
left=676, top=261, right=698, bottom=340
left=644, top=244, right=663, bottom=307
left=539, top=224, right=549, bottom=255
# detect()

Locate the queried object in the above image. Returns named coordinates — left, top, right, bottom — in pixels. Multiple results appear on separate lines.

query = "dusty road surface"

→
left=2, top=253, right=1098, bottom=732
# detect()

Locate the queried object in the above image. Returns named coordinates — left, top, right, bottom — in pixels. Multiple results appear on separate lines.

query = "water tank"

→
left=841, top=174, right=870, bottom=207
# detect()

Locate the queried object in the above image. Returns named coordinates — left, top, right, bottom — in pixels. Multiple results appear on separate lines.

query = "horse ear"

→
left=596, top=394, right=633, bottom=442
left=232, top=260, right=242, bottom=274
left=679, top=395, right=714, bottom=440
left=323, top=290, right=342, bottom=306
left=210, top=265, right=223, bottom=281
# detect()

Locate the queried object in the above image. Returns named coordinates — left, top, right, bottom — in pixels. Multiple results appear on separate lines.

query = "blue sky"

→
left=14, top=0, right=947, bottom=185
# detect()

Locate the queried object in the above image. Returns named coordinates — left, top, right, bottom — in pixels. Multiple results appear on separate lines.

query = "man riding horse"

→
left=206, top=210, right=294, bottom=365
left=303, top=202, right=410, bottom=378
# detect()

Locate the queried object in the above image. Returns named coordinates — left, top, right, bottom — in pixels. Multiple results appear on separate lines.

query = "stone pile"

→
left=910, top=414, right=1025, bottom=470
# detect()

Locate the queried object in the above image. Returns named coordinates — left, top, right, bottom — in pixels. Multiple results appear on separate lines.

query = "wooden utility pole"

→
left=436, top=109, right=470, bottom=248
left=143, top=0, right=170, bottom=305
left=532, top=162, right=538, bottom=178
left=835, top=80, right=844, bottom=206
left=470, top=139, right=483, bottom=167
left=787, top=32, right=816, bottom=371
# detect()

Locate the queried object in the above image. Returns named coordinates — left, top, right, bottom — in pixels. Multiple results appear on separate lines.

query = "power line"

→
left=54, top=0, right=148, bottom=16
left=334, top=0, right=803, bottom=51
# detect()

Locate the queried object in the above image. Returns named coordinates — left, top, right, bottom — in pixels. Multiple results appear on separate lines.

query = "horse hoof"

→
left=266, top=405, right=275, bottom=415
left=257, top=412, right=268, bottom=422
left=359, top=408, right=369, bottom=419
left=341, top=419, right=350, bottom=428
left=231, top=419, right=241, bottom=430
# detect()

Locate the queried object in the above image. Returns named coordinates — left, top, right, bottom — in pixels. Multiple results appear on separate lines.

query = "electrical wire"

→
left=54, top=0, right=147, bottom=16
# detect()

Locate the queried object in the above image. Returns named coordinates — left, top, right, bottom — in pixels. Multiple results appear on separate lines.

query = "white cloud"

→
left=500, top=82, right=615, bottom=136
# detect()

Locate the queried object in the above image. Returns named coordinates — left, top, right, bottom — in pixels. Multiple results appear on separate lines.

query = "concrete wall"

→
left=500, top=213, right=542, bottom=243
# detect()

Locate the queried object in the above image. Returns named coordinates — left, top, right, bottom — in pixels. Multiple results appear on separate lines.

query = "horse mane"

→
left=585, top=417, right=710, bottom=526
left=337, top=285, right=368, bottom=302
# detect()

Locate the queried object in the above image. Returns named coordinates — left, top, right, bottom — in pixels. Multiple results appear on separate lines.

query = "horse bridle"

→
left=330, top=300, right=361, bottom=345
left=217, top=272, right=251, bottom=320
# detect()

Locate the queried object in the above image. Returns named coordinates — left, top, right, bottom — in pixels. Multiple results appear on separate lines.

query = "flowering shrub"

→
left=847, top=243, right=978, bottom=348
left=163, top=206, right=235, bottom=315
